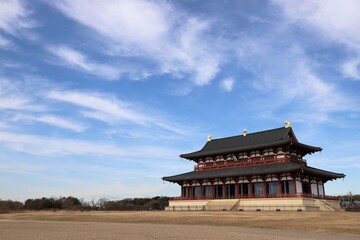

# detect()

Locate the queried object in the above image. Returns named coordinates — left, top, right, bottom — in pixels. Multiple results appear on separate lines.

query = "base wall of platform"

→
left=166, top=198, right=340, bottom=212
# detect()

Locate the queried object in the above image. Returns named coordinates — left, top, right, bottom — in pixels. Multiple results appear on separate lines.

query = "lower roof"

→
left=162, top=162, right=345, bottom=183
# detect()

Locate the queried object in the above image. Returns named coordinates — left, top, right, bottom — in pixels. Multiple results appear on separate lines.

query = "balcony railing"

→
left=195, top=155, right=307, bottom=171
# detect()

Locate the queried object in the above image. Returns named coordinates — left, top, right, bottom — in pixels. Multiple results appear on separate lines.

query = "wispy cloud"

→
left=47, top=90, right=190, bottom=136
left=0, top=77, right=46, bottom=111
left=47, top=45, right=122, bottom=80
left=0, top=0, right=36, bottom=37
left=37, top=115, right=86, bottom=132
left=48, top=90, right=152, bottom=125
left=0, top=99, right=45, bottom=114
left=342, top=57, right=360, bottom=80
left=273, top=0, right=360, bottom=50
left=234, top=35, right=356, bottom=123
left=50, top=0, right=222, bottom=86
left=220, top=77, right=235, bottom=92
left=0, top=131, right=179, bottom=159
left=13, top=114, right=87, bottom=133
left=0, top=34, right=11, bottom=48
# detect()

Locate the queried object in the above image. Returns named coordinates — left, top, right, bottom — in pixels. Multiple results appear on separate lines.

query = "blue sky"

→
left=1, top=0, right=359, bottom=201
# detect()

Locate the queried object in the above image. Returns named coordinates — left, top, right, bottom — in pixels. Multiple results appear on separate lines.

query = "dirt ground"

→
left=0, top=211, right=359, bottom=240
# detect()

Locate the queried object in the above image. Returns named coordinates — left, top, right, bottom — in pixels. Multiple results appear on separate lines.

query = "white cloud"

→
left=47, top=45, right=122, bottom=80
left=0, top=131, right=179, bottom=159
left=273, top=0, right=360, bottom=50
left=0, top=97, right=44, bottom=111
left=235, top=37, right=355, bottom=123
left=290, top=61, right=351, bottom=113
left=50, top=0, right=222, bottom=86
left=47, top=90, right=189, bottom=136
left=342, top=58, right=360, bottom=80
left=36, top=115, right=86, bottom=132
left=0, top=77, right=46, bottom=111
left=48, top=90, right=149, bottom=124
left=0, top=34, right=11, bottom=48
left=0, top=0, right=36, bottom=36
left=220, top=77, right=235, bottom=92
left=54, top=0, right=170, bottom=46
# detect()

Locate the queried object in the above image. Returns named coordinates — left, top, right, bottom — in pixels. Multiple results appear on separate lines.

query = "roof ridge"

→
left=211, top=126, right=287, bottom=141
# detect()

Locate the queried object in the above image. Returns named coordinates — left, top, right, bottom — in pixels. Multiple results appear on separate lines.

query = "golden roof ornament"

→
left=207, top=135, right=212, bottom=142
left=243, top=128, right=247, bottom=136
left=285, top=121, right=291, bottom=128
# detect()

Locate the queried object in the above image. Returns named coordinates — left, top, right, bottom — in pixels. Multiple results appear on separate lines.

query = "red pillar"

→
left=200, top=182, right=204, bottom=200
left=249, top=182, right=253, bottom=198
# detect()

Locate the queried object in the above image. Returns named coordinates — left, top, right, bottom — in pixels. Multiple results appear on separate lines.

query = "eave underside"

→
left=162, top=162, right=345, bottom=183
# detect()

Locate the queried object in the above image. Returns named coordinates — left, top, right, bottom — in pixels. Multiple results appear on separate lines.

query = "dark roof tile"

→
left=162, top=162, right=345, bottom=183
left=180, top=127, right=321, bottom=160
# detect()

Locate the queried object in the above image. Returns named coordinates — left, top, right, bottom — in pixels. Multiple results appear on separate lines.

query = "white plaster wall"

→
left=296, top=181, right=303, bottom=193
left=311, top=183, right=318, bottom=196
left=169, top=200, right=209, bottom=207
left=318, top=184, right=324, bottom=196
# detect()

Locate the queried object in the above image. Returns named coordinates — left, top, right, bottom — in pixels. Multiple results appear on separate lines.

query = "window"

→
left=214, top=185, right=223, bottom=199
left=267, top=182, right=279, bottom=195
left=253, top=183, right=264, bottom=197
left=192, top=186, right=200, bottom=198
left=227, top=184, right=236, bottom=198
left=239, top=183, right=249, bottom=197
left=182, top=187, right=190, bottom=197
left=203, top=186, right=212, bottom=197
left=282, top=181, right=294, bottom=194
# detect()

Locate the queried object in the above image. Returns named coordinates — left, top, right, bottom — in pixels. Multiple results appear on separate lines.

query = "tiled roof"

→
left=180, top=127, right=322, bottom=160
left=162, top=162, right=345, bottom=183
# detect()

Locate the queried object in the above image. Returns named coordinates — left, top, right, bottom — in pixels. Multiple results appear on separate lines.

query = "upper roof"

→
left=162, top=162, right=345, bottom=183
left=180, top=127, right=322, bottom=160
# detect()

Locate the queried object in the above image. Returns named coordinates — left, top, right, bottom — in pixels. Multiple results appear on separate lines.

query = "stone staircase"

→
left=314, top=199, right=343, bottom=212
left=204, top=199, right=240, bottom=211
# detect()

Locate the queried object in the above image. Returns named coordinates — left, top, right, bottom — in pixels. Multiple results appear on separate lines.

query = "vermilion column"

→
left=200, top=181, right=204, bottom=200
left=249, top=182, right=253, bottom=198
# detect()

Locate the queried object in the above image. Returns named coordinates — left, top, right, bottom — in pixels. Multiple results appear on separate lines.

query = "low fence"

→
left=165, top=205, right=205, bottom=211
left=238, top=204, right=319, bottom=212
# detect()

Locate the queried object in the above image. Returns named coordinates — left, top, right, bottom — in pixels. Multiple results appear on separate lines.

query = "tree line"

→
left=0, top=196, right=169, bottom=213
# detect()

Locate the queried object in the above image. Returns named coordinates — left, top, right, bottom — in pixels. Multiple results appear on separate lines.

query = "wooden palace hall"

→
left=162, top=122, right=345, bottom=211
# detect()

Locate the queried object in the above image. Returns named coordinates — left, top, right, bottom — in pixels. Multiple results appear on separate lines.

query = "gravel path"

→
left=0, top=220, right=358, bottom=240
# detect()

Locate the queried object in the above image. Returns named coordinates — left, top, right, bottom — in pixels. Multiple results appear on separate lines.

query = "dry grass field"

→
left=0, top=211, right=359, bottom=239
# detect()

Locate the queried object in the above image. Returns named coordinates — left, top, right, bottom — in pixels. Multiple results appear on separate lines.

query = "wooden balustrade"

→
left=195, top=155, right=307, bottom=171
